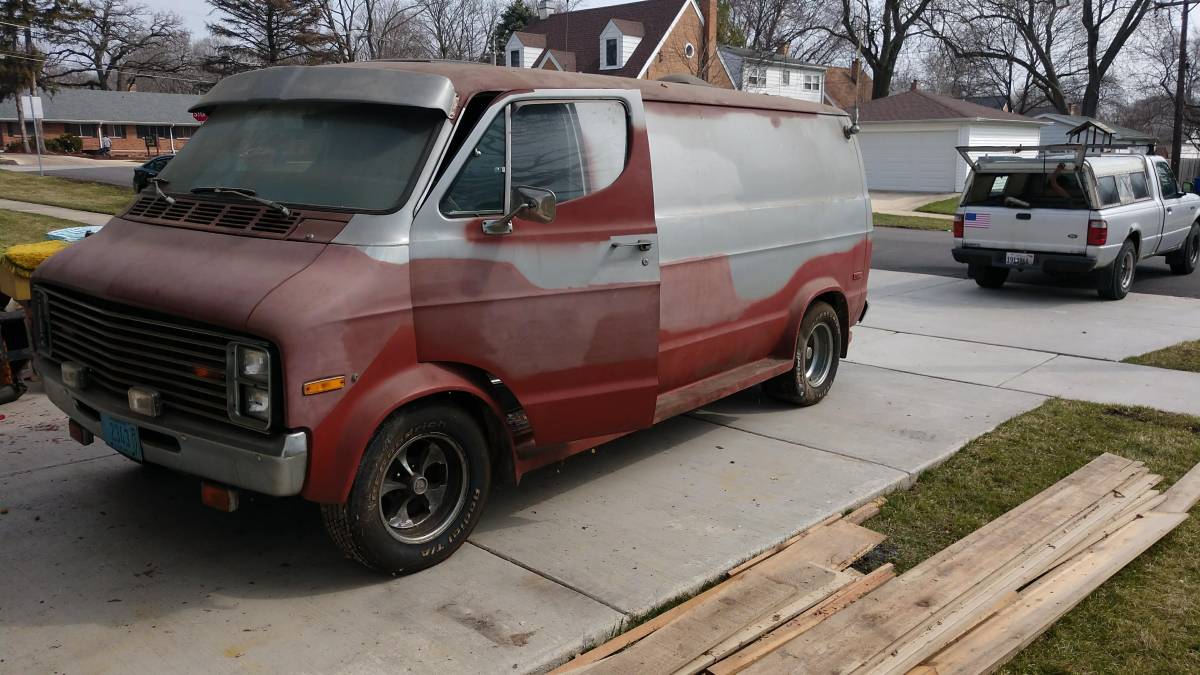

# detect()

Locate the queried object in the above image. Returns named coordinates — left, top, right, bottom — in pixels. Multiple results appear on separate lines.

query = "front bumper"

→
left=38, top=356, right=307, bottom=496
left=952, top=247, right=1098, bottom=274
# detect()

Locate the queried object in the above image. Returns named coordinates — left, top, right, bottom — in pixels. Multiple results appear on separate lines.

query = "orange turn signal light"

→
left=303, top=375, right=346, bottom=396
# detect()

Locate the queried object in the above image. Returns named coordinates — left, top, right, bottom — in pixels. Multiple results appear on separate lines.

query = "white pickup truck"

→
left=951, top=145, right=1200, bottom=299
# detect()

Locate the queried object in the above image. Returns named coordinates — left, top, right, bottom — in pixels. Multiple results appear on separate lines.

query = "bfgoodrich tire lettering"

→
left=764, top=301, right=841, bottom=407
left=322, top=402, right=492, bottom=574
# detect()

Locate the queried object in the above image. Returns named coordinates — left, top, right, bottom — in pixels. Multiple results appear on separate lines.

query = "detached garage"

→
left=856, top=89, right=1045, bottom=192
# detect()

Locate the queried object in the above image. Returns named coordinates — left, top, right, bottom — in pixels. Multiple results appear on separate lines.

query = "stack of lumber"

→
left=552, top=453, right=1200, bottom=675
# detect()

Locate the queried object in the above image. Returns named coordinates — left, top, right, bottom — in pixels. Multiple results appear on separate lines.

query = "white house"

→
left=1035, top=113, right=1157, bottom=149
left=856, top=89, right=1046, bottom=192
left=506, top=31, right=546, bottom=69
left=718, top=46, right=825, bottom=103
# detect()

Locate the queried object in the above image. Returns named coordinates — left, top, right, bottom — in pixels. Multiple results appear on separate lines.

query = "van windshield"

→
left=157, top=102, right=441, bottom=212
left=963, top=170, right=1091, bottom=210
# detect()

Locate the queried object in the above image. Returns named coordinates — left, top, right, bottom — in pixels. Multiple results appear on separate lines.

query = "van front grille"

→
left=124, top=195, right=301, bottom=237
left=40, top=286, right=236, bottom=424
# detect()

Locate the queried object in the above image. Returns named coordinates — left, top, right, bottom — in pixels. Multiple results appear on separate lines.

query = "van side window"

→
left=510, top=100, right=627, bottom=204
left=1155, top=162, right=1179, bottom=197
left=1129, top=171, right=1150, bottom=200
left=1096, top=175, right=1120, bottom=206
left=441, top=114, right=506, bottom=216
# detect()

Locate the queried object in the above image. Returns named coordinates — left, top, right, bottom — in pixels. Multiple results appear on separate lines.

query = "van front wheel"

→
left=1167, top=224, right=1199, bottom=275
left=321, top=402, right=492, bottom=575
left=765, top=301, right=841, bottom=407
left=1098, top=239, right=1137, bottom=300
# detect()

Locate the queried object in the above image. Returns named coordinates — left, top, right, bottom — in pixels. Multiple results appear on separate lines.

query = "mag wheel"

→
left=764, top=301, right=841, bottom=407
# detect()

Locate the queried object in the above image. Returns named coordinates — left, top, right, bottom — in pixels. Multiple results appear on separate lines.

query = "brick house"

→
left=0, top=88, right=201, bottom=157
left=506, top=0, right=735, bottom=88
left=822, top=60, right=872, bottom=112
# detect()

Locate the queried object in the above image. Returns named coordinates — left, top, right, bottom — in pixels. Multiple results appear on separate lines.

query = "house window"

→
left=747, top=66, right=766, bottom=87
left=65, top=123, right=99, bottom=137
left=605, top=38, right=618, bottom=67
left=803, top=74, right=821, bottom=91
left=174, top=126, right=193, bottom=139
left=684, top=43, right=695, bottom=59
left=511, top=49, right=521, bottom=68
left=781, top=70, right=790, bottom=86
left=105, top=124, right=126, bottom=138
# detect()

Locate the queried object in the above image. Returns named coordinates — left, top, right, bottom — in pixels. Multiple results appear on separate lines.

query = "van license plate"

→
left=101, top=413, right=143, bottom=462
left=1005, top=252, right=1035, bottom=266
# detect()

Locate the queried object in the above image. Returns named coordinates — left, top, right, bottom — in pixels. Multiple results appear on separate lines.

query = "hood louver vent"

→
left=124, top=195, right=302, bottom=237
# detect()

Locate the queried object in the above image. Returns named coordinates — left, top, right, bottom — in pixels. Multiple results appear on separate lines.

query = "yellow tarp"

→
left=1, top=240, right=67, bottom=301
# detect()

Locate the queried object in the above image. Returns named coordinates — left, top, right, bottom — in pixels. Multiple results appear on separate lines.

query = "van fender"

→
left=778, top=278, right=849, bottom=361
left=301, top=360, right=511, bottom=503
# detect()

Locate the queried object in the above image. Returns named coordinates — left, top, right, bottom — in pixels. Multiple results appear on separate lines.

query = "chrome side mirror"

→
left=482, top=186, right=557, bottom=235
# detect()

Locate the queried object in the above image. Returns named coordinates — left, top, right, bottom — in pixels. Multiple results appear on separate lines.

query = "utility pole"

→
left=1158, top=0, right=1194, bottom=176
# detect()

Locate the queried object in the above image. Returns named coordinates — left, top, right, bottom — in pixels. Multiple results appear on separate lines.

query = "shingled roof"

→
left=519, top=0, right=692, bottom=78
left=0, top=88, right=201, bottom=125
left=858, top=89, right=1036, bottom=123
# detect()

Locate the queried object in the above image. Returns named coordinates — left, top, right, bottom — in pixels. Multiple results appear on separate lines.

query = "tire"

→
left=321, top=402, right=492, bottom=574
left=1098, top=239, right=1137, bottom=300
left=764, top=301, right=841, bottom=407
left=969, top=263, right=1009, bottom=289
left=1167, top=224, right=1199, bottom=275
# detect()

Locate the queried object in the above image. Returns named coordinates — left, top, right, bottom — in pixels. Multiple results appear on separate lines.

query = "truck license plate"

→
left=1005, top=252, right=1035, bottom=266
left=101, top=413, right=143, bottom=462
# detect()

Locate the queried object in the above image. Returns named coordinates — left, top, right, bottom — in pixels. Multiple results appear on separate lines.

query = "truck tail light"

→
left=1087, top=219, right=1108, bottom=246
left=953, top=214, right=964, bottom=238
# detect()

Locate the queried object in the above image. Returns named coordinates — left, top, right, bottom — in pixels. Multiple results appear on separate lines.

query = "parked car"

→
left=952, top=145, right=1200, bottom=299
left=30, top=62, right=872, bottom=573
left=132, top=154, right=173, bottom=193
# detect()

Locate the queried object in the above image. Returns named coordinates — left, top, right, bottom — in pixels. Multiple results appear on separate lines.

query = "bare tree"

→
left=727, top=0, right=841, bottom=63
left=417, top=0, right=498, bottom=61
left=46, top=0, right=188, bottom=90
left=823, top=0, right=939, bottom=99
left=365, top=0, right=424, bottom=58
left=1078, top=0, right=1153, bottom=116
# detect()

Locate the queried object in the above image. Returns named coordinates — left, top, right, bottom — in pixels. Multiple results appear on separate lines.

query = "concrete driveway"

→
left=3, top=270, right=1198, bottom=674
left=870, top=190, right=958, bottom=218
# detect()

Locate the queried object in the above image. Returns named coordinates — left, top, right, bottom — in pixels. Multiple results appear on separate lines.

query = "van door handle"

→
left=1167, top=207, right=1173, bottom=213
left=1016, top=213, right=1031, bottom=220
left=611, top=239, right=654, bottom=252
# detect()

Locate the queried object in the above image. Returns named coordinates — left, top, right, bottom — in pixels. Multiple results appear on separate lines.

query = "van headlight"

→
left=228, top=343, right=273, bottom=430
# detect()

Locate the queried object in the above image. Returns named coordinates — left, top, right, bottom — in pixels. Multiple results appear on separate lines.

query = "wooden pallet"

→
left=550, top=454, right=1200, bottom=675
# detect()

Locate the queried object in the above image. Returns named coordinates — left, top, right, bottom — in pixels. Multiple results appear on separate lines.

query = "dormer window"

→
left=599, top=18, right=643, bottom=70
left=511, top=49, right=521, bottom=68
left=606, top=38, right=618, bottom=67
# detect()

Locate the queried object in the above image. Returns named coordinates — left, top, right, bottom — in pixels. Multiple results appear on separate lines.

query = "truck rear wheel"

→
left=765, top=301, right=841, bottom=407
left=969, top=263, right=1008, bottom=289
left=321, top=401, right=492, bottom=574
left=1167, top=224, right=1199, bottom=275
left=1098, top=239, right=1136, bottom=300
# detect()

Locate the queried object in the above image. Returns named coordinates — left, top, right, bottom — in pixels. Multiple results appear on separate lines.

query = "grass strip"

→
left=1122, top=340, right=1200, bottom=374
left=915, top=197, right=959, bottom=215
left=0, top=208, right=88, bottom=250
left=873, top=212, right=951, bottom=231
left=0, top=169, right=132, bottom=215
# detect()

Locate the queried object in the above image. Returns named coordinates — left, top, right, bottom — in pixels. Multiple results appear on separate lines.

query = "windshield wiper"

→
left=191, top=186, right=291, bottom=217
left=148, top=177, right=175, bottom=206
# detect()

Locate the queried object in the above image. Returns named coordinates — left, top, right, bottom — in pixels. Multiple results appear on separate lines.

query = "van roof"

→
left=193, top=60, right=847, bottom=119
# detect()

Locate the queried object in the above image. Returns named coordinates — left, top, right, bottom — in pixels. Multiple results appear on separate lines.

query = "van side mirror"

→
left=482, top=186, right=557, bottom=235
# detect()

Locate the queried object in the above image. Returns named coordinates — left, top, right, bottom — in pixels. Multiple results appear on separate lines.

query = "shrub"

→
left=4, top=140, right=23, bottom=153
left=45, top=133, right=82, bottom=154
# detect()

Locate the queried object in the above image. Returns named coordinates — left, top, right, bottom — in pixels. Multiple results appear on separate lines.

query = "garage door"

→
left=859, top=130, right=959, bottom=192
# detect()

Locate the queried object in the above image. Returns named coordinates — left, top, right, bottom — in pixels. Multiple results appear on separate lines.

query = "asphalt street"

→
left=871, top=226, right=1200, bottom=299
left=41, top=164, right=135, bottom=187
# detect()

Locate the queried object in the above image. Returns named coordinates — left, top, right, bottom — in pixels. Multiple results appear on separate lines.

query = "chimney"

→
left=910, top=79, right=918, bottom=91
left=537, top=0, right=552, bottom=20
left=849, top=58, right=860, bottom=83
left=1068, top=102, right=1080, bottom=116
left=776, top=42, right=789, bottom=56
left=703, top=0, right=717, bottom=74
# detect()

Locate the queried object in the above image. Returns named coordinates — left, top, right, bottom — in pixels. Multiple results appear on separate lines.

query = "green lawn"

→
left=873, top=212, right=951, bottom=231
left=859, top=399, right=1200, bottom=674
left=0, top=208, right=85, bottom=250
left=0, top=169, right=133, bottom=215
left=915, top=197, right=960, bottom=215
left=1123, top=340, right=1200, bottom=374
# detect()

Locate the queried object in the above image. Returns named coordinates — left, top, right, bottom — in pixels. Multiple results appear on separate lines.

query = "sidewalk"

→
left=0, top=197, right=110, bottom=226
left=870, top=190, right=956, bottom=220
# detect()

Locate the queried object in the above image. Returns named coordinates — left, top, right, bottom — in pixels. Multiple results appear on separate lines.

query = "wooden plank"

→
left=1158, top=460, right=1200, bottom=513
left=672, top=570, right=859, bottom=675
left=739, top=454, right=1145, bottom=675
left=1049, top=490, right=1164, bottom=568
left=709, top=564, right=897, bottom=675
left=845, top=498, right=887, bottom=525
left=857, top=471, right=1160, bottom=675
left=915, top=512, right=1188, bottom=675
left=581, top=556, right=842, bottom=675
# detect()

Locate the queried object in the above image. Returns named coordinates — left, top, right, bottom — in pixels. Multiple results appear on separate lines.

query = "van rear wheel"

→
left=1167, top=224, right=1199, bottom=275
left=321, top=402, right=491, bottom=575
left=1098, top=239, right=1136, bottom=300
left=765, top=301, right=841, bottom=407
left=970, top=263, right=1008, bottom=289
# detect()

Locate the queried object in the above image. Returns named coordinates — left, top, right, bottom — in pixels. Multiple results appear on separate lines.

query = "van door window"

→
left=1155, top=162, right=1179, bottom=197
left=441, top=114, right=507, bottom=216
left=510, top=100, right=627, bottom=204
left=1129, top=171, right=1150, bottom=200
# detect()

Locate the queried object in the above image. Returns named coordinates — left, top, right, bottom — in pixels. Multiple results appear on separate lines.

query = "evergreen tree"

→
left=716, top=0, right=745, bottom=49
left=492, top=0, right=535, bottom=59
left=205, top=0, right=326, bottom=75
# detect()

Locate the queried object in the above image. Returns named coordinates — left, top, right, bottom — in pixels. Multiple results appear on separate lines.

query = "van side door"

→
left=1152, top=159, right=1197, bottom=254
left=408, top=90, right=661, bottom=446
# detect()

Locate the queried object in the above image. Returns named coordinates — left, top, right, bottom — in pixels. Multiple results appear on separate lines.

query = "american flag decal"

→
left=965, top=212, right=991, bottom=228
